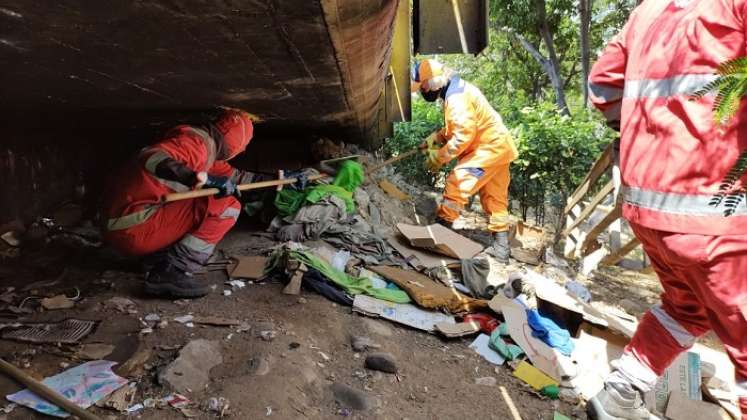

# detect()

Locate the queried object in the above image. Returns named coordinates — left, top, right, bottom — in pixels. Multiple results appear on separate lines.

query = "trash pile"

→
left=0, top=152, right=740, bottom=419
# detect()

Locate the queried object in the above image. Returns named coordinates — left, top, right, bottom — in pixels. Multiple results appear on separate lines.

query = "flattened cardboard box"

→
left=396, top=223, right=483, bottom=259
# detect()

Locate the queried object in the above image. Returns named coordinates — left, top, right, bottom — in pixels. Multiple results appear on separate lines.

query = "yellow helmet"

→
left=411, top=59, right=445, bottom=92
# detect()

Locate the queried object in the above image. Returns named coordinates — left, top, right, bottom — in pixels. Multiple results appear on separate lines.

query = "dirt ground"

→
left=0, top=227, right=580, bottom=420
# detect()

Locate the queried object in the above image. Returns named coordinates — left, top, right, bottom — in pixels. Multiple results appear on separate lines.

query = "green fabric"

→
left=497, top=322, right=509, bottom=336
left=489, top=329, right=525, bottom=360
left=274, top=161, right=365, bottom=216
left=289, top=250, right=411, bottom=304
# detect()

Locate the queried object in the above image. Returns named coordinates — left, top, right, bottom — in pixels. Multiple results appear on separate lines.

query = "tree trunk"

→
left=534, top=0, right=569, bottom=115
left=579, top=0, right=593, bottom=107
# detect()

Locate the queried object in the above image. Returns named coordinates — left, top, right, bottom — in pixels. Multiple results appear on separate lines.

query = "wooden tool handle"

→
left=367, top=148, right=419, bottom=174
left=0, top=358, right=102, bottom=420
left=163, top=173, right=328, bottom=203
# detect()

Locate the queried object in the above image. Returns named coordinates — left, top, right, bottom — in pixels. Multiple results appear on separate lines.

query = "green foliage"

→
left=691, top=56, right=747, bottom=125
left=384, top=99, right=447, bottom=185
left=509, top=103, right=614, bottom=222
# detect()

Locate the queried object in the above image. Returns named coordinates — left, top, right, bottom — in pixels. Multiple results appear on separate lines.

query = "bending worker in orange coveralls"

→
left=411, top=59, right=518, bottom=263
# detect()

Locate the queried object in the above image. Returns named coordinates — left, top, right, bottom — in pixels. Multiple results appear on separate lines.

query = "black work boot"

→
left=587, top=381, right=656, bottom=420
left=492, top=231, right=510, bottom=264
left=144, top=262, right=209, bottom=298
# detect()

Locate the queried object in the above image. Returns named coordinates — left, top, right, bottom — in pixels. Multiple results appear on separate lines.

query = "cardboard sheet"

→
left=396, top=223, right=483, bottom=259
left=378, top=179, right=411, bottom=201
left=435, top=321, right=481, bottom=338
left=665, top=391, right=731, bottom=420
left=352, top=295, right=454, bottom=332
left=388, top=234, right=459, bottom=269
left=500, top=300, right=577, bottom=382
left=230, top=256, right=268, bottom=279
left=369, top=265, right=489, bottom=314
left=646, top=351, right=702, bottom=415
left=568, top=330, right=624, bottom=399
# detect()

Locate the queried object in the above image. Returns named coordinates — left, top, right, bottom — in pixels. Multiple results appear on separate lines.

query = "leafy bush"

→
left=510, top=102, right=614, bottom=224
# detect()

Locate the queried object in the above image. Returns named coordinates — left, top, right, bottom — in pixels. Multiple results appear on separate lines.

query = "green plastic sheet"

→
left=274, top=160, right=365, bottom=216
left=288, top=250, right=411, bottom=304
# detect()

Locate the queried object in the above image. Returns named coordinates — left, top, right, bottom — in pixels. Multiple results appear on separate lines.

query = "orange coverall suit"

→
left=103, top=113, right=254, bottom=272
left=435, top=76, right=518, bottom=233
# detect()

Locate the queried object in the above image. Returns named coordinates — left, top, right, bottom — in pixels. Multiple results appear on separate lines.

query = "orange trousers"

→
left=437, top=161, right=511, bottom=233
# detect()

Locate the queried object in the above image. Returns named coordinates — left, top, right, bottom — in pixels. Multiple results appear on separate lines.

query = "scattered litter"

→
left=230, top=256, right=268, bottom=279
left=142, top=398, right=157, bottom=408
left=475, top=377, right=497, bottom=386
left=104, top=297, right=137, bottom=314
left=223, top=290, right=232, bottom=297
left=226, top=279, right=246, bottom=289
left=206, top=397, right=230, bottom=415
left=647, top=351, right=701, bottom=415
left=159, top=339, right=223, bottom=394
left=469, top=334, right=506, bottom=366
left=330, top=250, right=351, bottom=272
left=164, top=393, right=191, bottom=409
left=352, top=294, right=455, bottom=332
left=553, top=411, right=571, bottom=420
left=260, top=330, right=277, bottom=341
left=1, top=403, right=16, bottom=414
left=7, top=360, right=128, bottom=418
left=126, top=403, right=144, bottom=414
left=192, top=316, right=241, bottom=327
left=1, top=318, right=97, bottom=344
left=266, top=406, right=273, bottom=416
left=665, top=390, right=731, bottom=420
left=96, top=382, right=136, bottom=412
left=513, top=360, right=559, bottom=391
left=174, top=315, right=194, bottom=324
left=144, top=313, right=161, bottom=322
left=76, top=343, right=115, bottom=360
left=565, top=280, right=591, bottom=303
left=319, top=351, right=331, bottom=362
left=435, top=321, right=481, bottom=338
left=396, top=223, right=483, bottom=259
left=41, top=294, right=76, bottom=310
left=1, top=230, right=20, bottom=247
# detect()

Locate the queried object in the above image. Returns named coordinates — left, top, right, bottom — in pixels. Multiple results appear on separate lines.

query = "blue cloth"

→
left=526, top=309, right=574, bottom=356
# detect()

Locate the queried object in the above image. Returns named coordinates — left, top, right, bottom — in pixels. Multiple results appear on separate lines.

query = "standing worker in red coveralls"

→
left=587, top=0, right=747, bottom=419
left=103, top=109, right=266, bottom=299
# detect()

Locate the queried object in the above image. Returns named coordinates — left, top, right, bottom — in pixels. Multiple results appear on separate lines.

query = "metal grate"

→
left=1, top=318, right=97, bottom=344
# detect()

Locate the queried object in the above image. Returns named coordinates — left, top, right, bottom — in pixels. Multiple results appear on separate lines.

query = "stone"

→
left=361, top=318, right=393, bottom=337
left=350, top=336, right=381, bottom=352
left=248, top=357, right=271, bottom=376
left=364, top=353, right=397, bottom=374
left=330, top=382, right=370, bottom=411
left=159, top=339, right=222, bottom=393
left=475, top=377, right=497, bottom=386
left=619, top=299, right=643, bottom=315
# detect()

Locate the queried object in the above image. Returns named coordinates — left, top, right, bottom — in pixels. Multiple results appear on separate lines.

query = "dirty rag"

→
left=526, top=309, right=574, bottom=356
left=302, top=269, right=354, bottom=306
left=460, top=254, right=507, bottom=298
left=276, top=250, right=411, bottom=304
left=488, top=328, right=525, bottom=360
left=274, top=160, right=364, bottom=216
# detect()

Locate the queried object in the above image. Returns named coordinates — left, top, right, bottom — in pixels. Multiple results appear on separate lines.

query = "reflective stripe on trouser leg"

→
left=649, top=304, right=697, bottom=348
left=624, top=310, right=694, bottom=379
left=168, top=234, right=216, bottom=272
left=437, top=198, right=463, bottom=222
left=479, top=164, right=510, bottom=232
left=439, top=164, right=499, bottom=223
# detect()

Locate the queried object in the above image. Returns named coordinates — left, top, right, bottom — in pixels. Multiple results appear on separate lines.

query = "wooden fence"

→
left=559, top=142, right=649, bottom=272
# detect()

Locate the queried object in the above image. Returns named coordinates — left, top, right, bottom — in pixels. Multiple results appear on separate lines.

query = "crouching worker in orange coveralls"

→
left=411, top=59, right=518, bottom=263
left=103, top=109, right=265, bottom=299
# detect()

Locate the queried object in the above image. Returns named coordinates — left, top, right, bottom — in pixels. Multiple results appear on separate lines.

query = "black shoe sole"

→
left=144, top=281, right=209, bottom=299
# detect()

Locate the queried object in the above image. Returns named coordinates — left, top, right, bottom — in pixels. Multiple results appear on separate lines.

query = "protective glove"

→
left=196, top=172, right=240, bottom=198
left=424, top=148, right=443, bottom=173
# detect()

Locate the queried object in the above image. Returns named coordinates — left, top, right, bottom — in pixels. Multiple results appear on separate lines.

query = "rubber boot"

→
left=587, top=381, right=656, bottom=420
left=492, top=231, right=510, bottom=264
left=144, top=262, right=209, bottom=298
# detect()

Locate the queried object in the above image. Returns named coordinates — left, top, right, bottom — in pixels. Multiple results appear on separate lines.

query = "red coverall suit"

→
left=590, top=0, right=747, bottom=415
left=103, top=111, right=255, bottom=273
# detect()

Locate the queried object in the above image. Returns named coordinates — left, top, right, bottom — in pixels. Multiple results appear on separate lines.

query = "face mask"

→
left=421, top=88, right=441, bottom=102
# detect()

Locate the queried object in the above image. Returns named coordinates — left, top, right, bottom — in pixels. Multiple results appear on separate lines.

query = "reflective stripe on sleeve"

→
left=623, top=74, right=717, bottom=99
left=589, top=82, right=624, bottom=102
left=220, top=207, right=241, bottom=220
left=143, top=150, right=171, bottom=174
left=622, top=186, right=747, bottom=216
left=650, top=304, right=696, bottom=348
left=736, top=380, right=747, bottom=397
